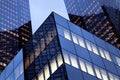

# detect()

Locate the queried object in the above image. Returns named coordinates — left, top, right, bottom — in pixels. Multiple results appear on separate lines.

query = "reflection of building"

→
left=0, top=0, right=32, bottom=72
left=64, top=0, right=120, bottom=49
left=1, top=12, right=120, bottom=80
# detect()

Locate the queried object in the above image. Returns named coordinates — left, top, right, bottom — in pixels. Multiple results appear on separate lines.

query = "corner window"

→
left=57, top=53, right=63, bottom=67
left=63, top=50, right=70, bottom=65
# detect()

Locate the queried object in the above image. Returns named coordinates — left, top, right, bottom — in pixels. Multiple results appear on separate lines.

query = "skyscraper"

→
left=0, top=0, right=32, bottom=72
left=1, top=12, right=120, bottom=80
left=64, top=0, right=120, bottom=49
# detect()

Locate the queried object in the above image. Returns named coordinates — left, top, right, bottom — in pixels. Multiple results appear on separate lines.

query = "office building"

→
left=0, top=0, right=32, bottom=72
left=1, top=12, right=120, bottom=80
left=64, top=0, right=120, bottom=49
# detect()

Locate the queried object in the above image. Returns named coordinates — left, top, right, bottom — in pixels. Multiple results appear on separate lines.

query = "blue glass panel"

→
left=75, top=45, right=91, bottom=61
left=59, top=36, right=76, bottom=54
left=65, top=64, right=83, bottom=80
left=90, top=52, right=105, bottom=68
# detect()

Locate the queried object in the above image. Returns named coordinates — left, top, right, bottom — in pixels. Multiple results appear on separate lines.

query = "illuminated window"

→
left=71, top=33, right=78, bottom=44
left=108, top=73, right=114, bottom=80
left=79, top=58, right=87, bottom=72
left=70, top=54, right=79, bottom=69
left=78, top=36, right=86, bottom=48
left=99, top=47, right=105, bottom=58
left=94, top=66, right=102, bottom=79
left=91, top=44, right=99, bottom=55
left=57, top=53, right=63, bottom=67
left=86, top=40, right=92, bottom=51
left=50, top=59, right=57, bottom=73
left=99, top=47, right=112, bottom=61
left=86, top=62, right=95, bottom=76
left=104, top=50, right=111, bottom=61
left=44, top=65, right=50, bottom=80
left=100, top=69, right=108, bottom=80
left=116, top=57, right=120, bottom=66
left=64, top=29, right=71, bottom=40
left=38, top=72, right=44, bottom=80
left=63, top=51, right=70, bottom=65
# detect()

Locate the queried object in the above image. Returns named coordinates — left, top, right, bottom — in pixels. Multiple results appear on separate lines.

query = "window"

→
left=99, top=47, right=105, bottom=58
left=44, top=65, right=50, bottom=80
left=86, top=40, right=92, bottom=51
left=64, top=29, right=71, bottom=40
left=78, top=36, right=86, bottom=48
left=38, top=72, right=44, bottom=80
left=50, top=59, right=57, bottom=73
left=57, top=53, right=63, bottom=67
left=99, top=47, right=112, bottom=61
left=79, top=58, right=87, bottom=72
left=116, top=57, right=120, bottom=66
left=91, top=44, right=99, bottom=55
left=63, top=51, right=70, bottom=65
left=71, top=33, right=78, bottom=44
left=100, top=69, right=108, bottom=80
left=70, top=54, right=79, bottom=69
left=86, top=62, right=94, bottom=76
left=104, top=50, right=111, bottom=61
left=94, top=66, right=102, bottom=79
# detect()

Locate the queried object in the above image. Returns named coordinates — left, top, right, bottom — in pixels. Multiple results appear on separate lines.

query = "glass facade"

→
left=22, top=12, right=120, bottom=80
left=55, top=13, right=120, bottom=80
left=64, top=0, right=120, bottom=49
left=0, top=49, right=24, bottom=80
left=0, top=0, right=32, bottom=72
left=98, top=0, right=120, bottom=34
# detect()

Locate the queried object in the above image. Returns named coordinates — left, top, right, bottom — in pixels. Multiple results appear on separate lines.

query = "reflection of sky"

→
left=29, top=0, right=69, bottom=33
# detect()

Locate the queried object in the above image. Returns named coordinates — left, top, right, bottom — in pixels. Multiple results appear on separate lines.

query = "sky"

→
left=29, top=0, right=69, bottom=33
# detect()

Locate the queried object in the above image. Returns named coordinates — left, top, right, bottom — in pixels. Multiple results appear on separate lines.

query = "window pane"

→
left=70, top=54, right=79, bottom=69
left=57, top=54, right=63, bottom=67
left=64, top=29, right=71, bottom=40
left=50, top=59, right=57, bottom=73
left=72, top=33, right=78, bottom=44
left=44, top=65, right=50, bottom=80
left=86, top=40, right=92, bottom=51
left=100, top=69, right=108, bottom=80
left=104, top=50, right=111, bottom=61
left=94, top=66, right=102, bottom=79
left=116, top=57, right=120, bottom=66
left=91, top=44, right=99, bottom=55
left=79, top=58, right=87, bottom=72
left=99, top=47, right=105, bottom=58
left=108, top=73, right=114, bottom=80
left=86, top=62, right=94, bottom=76
left=38, top=72, right=44, bottom=80
left=63, top=51, right=70, bottom=65
left=78, top=36, right=86, bottom=48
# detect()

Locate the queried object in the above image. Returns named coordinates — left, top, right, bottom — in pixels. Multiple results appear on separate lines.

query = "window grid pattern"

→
left=62, top=50, right=120, bottom=80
